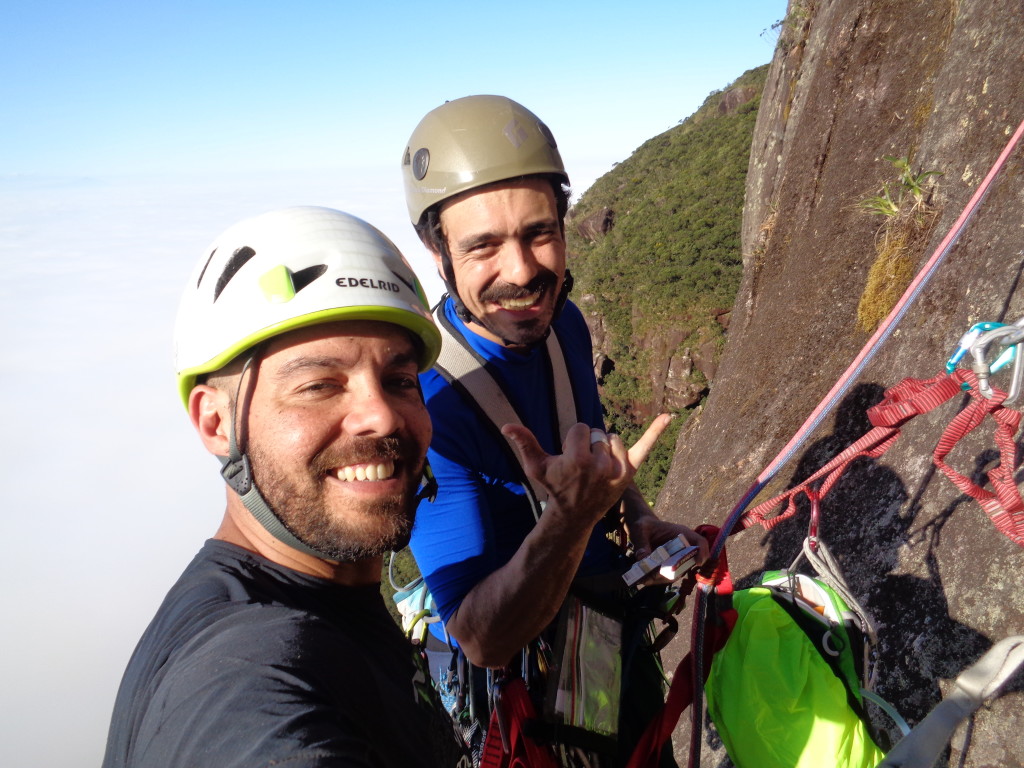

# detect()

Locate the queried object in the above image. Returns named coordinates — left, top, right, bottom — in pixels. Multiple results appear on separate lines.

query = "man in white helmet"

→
left=102, top=207, right=471, bottom=768
left=401, top=96, right=708, bottom=766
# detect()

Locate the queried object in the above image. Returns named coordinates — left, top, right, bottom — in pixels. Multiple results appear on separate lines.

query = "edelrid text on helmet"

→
left=173, top=206, right=441, bottom=408
left=401, top=95, right=569, bottom=226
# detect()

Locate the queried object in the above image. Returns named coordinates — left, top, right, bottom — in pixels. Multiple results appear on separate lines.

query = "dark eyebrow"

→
left=272, top=349, right=420, bottom=380
left=523, top=219, right=559, bottom=237
left=454, top=231, right=500, bottom=253
left=387, top=349, right=420, bottom=370
left=453, top=217, right=560, bottom=254
left=272, top=356, right=348, bottom=380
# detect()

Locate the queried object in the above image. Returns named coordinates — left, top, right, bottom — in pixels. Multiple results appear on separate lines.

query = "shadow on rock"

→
left=705, top=384, right=992, bottom=763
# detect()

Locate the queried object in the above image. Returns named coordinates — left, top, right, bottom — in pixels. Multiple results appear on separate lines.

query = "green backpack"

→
left=705, top=571, right=886, bottom=768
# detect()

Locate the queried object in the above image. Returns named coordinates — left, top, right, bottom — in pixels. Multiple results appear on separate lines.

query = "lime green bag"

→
left=705, top=572, right=885, bottom=768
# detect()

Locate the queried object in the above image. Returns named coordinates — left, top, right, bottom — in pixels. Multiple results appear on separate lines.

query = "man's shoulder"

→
left=107, top=546, right=471, bottom=768
left=135, top=544, right=380, bottom=690
left=551, top=299, right=591, bottom=341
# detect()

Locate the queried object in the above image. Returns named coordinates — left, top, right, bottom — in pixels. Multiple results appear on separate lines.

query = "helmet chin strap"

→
left=217, top=350, right=332, bottom=560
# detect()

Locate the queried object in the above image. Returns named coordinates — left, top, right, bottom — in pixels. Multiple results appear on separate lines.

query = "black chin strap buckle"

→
left=415, top=463, right=438, bottom=504
left=221, top=453, right=253, bottom=496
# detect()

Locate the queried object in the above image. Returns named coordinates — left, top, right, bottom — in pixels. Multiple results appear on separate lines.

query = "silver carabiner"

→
left=969, top=320, right=1024, bottom=401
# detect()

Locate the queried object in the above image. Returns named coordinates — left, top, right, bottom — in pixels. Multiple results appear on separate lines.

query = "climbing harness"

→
left=401, top=299, right=684, bottom=768
left=626, top=119, right=1024, bottom=768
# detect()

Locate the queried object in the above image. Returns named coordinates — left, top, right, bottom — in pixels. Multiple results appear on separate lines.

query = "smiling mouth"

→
left=495, top=291, right=542, bottom=311
left=334, top=460, right=396, bottom=482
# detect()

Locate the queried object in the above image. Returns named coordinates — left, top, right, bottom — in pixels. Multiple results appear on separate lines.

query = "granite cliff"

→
left=659, top=1, right=1024, bottom=764
left=578, top=0, right=1024, bottom=764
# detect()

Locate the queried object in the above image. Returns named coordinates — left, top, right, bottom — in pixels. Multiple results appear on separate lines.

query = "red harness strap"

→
left=932, top=373, right=1024, bottom=545
left=480, top=677, right=558, bottom=768
left=626, top=526, right=737, bottom=768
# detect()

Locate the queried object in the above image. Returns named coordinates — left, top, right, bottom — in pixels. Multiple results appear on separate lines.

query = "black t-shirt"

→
left=103, top=540, right=471, bottom=768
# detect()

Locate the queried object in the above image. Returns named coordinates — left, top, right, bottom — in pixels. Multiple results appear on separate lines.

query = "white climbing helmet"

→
left=174, top=206, right=441, bottom=407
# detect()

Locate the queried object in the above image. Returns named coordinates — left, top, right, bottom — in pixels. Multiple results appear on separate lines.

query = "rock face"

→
left=717, top=85, right=758, bottom=116
left=574, top=206, right=616, bottom=243
left=656, top=0, right=1024, bottom=764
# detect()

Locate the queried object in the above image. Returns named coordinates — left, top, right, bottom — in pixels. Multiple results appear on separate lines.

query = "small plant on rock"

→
left=856, top=156, right=942, bottom=332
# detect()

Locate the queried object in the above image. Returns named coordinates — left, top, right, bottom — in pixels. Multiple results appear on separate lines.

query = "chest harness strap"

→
left=432, top=299, right=579, bottom=518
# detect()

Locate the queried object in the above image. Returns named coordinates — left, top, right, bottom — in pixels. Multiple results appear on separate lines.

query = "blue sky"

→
left=4, top=1, right=783, bottom=180
left=0, top=2, right=786, bottom=765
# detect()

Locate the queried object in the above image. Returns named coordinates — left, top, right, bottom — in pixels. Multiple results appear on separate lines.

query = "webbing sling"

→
left=877, top=635, right=1024, bottom=768
left=741, top=369, right=1024, bottom=546
left=628, top=373, right=1024, bottom=768
left=432, top=301, right=579, bottom=513
left=481, top=678, right=559, bottom=768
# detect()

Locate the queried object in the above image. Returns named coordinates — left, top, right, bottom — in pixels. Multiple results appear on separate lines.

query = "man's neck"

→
left=215, top=496, right=382, bottom=586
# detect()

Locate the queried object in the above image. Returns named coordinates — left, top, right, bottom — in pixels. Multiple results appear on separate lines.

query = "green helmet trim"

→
left=177, top=304, right=441, bottom=408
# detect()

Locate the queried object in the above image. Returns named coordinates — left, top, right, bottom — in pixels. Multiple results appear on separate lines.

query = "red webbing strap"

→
left=626, top=526, right=737, bottom=768
left=739, top=369, right=1024, bottom=545
left=480, top=707, right=507, bottom=768
left=932, top=373, right=1024, bottom=546
left=624, top=371, right=1022, bottom=768
left=739, top=373, right=965, bottom=531
left=480, top=678, right=558, bottom=768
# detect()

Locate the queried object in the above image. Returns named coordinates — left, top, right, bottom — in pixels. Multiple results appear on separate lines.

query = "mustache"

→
left=310, top=436, right=419, bottom=475
left=478, top=271, right=557, bottom=303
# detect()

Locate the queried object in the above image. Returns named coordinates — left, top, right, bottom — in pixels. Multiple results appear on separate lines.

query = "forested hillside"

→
left=567, top=65, right=768, bottom=496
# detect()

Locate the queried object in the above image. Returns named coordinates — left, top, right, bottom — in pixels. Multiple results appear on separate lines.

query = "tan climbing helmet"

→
left=401, top=95, right=569, bottom=225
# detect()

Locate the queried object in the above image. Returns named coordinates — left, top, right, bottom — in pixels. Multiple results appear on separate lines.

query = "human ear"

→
left=188, top=384, right=232, bottom=458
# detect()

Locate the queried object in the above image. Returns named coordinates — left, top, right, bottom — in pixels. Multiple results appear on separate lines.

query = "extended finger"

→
left=626, top=413, right=673, bottom=470
left=562, top=422, right=600, bottom=460
left=501, top=423, right=549, bottom=475
left=604, top=432, right=630, bottom=477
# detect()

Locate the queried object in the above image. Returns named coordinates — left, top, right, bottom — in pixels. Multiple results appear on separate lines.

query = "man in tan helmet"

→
left=401, top=96, right=707, bottom=766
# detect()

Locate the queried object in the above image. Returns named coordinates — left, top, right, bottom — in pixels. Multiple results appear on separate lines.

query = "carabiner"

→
left=1002, top=340, right=1024, bottom=404
left=946, top=322, right=1004, bottom=373
left=970, top=323, right=1024, bottom=399
left=806, top=488, right=821, bottom=553
left=491, top=679, right=511, bottom=754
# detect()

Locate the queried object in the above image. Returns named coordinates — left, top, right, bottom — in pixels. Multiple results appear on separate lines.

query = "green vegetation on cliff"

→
left=567, top=65, right=768, bottom=497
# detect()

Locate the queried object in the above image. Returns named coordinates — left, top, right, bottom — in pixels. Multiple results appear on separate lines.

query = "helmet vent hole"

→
left=196, top=247, right=217, bottom=289
left=214, top=246, right=257, bottom=301
left=292, top=264, right=328, bottom=292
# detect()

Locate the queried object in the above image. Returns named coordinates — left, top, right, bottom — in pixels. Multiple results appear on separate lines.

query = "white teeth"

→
left=336, top=461, right=394, bottom=482
left=498, top=292, right=540, bottom=310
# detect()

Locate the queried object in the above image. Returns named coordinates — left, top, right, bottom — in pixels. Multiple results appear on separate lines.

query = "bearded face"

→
left=233, top=321, right=433, bottom=563
left=437, top=178, right=566, bottom=349
left=249, top=434, right=425, bottom=560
